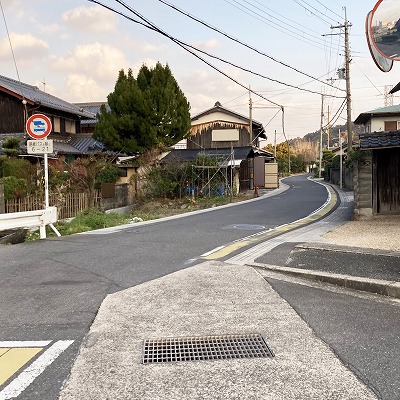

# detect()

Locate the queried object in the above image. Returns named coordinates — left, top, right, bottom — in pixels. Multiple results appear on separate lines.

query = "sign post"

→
left=25, top=114, right=60, bottom=238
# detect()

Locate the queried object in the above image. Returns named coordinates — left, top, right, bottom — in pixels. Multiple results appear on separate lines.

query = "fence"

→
left=5, top=191, right=101, bottom=220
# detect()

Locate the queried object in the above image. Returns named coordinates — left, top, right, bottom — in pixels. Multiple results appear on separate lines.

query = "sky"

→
left=0, top=0, right=399, bottom=145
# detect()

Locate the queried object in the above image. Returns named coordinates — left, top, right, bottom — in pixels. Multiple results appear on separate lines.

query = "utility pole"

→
left=327, top=105, right=330, bottom=149
left=331, top=7, right=352, bottom=150
left=319, top=94, right=324, bottom=178
left=249, top=86, right=253, bottom=143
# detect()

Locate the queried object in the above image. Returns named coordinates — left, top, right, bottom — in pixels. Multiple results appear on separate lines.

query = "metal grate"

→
left=142, top=333, right=274, bottom=364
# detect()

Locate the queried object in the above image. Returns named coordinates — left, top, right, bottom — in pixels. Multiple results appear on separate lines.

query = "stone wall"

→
left=100, top=183, right=130, bottom=211
left=353, top=156, right=373, bottom=218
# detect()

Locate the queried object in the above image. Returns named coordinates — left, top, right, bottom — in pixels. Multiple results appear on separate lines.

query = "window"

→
left=53, top=117, right=60, bottom=133
left=65, top=119, right=76, bottom=134
left=384, top=121, right=397, bottom=131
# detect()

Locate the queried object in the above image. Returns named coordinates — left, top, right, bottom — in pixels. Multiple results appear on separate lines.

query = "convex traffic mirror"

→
left=368, top=0, right=400, bottom=62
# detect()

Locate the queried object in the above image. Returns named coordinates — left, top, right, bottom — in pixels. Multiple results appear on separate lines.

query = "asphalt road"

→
left=266, top=278, right=400, bottom=400
left=0, top=175, right=333, bottom=399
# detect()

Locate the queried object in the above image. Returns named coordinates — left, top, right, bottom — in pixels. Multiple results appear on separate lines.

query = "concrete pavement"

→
left=251, top=242, right=400, bottom=299
left=58, top=180, right=399, bottom=399
left=59, top=261, right=377, bottom=400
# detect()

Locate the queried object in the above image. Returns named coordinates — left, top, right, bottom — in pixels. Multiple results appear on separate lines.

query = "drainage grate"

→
left=142, top=333, right=274, bottom=364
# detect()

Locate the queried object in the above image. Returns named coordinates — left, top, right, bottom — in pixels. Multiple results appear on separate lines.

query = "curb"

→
left=293, top=242, right=400, bottom=258
left=248, top=262, right=400, bottom=299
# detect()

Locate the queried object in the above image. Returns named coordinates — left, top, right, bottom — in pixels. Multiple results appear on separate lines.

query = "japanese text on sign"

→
left=27, top=139, right=54, bottom=154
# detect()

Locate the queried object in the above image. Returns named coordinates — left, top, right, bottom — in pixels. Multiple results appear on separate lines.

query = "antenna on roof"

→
left=42, top=77, right=46, bottom=92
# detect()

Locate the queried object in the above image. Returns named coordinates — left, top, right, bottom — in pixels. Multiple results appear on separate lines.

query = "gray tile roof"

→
left=0, top=75, right=95, bottom=119
left=0, top=133, right=106, bottom=156
left=69, top=137, right=105, bottom=154
left=359, top=131, right=400, bottom=150
left=161, top=146, right=273, bottom=163
left=74, top=102, right=109, bottom=124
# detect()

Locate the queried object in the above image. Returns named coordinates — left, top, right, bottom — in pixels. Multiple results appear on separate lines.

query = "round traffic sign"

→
left=26, top=114, right=52, bottom=139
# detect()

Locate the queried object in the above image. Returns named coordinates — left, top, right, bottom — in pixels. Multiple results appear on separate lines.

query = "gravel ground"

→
left=324, top=215, right=400, bottom=252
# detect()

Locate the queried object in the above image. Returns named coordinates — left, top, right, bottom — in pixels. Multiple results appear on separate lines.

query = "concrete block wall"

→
left=353, top=156, right=373, bottom=218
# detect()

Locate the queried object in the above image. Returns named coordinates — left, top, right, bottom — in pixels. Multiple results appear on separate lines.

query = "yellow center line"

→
left=204, top=186, right=337, bottom=260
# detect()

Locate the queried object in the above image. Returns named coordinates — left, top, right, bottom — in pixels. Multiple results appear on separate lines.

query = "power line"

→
left=291, top=0, right=338, bottom=25
left=157, top=0, right=344, bottom=93
left=0, top=1, right=23, bottom=94
left=221, top=0, right=340, bottom=50
left=89, top=0, right=284, bottom=106
left=222, top=0, right=341, bottom=52
left=313, top=0, right=343, bottom=20
left=89, top=0, right=344, bottom=100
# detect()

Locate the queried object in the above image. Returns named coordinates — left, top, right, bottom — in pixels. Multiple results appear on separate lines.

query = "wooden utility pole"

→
left=249, top=86, right=253, bottom=142
left=327, top=105, right=330, bottom=149
left=319, top=94, right=324, bottom=178
left=331, top=8, right=352, bottom=150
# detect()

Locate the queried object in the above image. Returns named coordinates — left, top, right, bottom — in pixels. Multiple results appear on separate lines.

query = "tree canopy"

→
left=94, top=63, right=191, bottom=154
left=263, top=142, right=308, bottom=174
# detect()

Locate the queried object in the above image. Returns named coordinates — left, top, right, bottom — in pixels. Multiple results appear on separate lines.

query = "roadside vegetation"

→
left=25, top=193, right=252, bottom=241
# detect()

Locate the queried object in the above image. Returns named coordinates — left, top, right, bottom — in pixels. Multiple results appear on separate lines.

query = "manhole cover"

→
left=142, top=333, right=274, bottom=364
left=222, top=224, right=266, bottom=231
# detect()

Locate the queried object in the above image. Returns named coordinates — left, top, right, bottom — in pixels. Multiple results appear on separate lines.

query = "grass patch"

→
left=25, top=193, right=253, bottom=241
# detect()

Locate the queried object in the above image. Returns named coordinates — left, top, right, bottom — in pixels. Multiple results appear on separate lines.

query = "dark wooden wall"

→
left=188, top=122, right=251, bottom=149
left=0, top=95, right=25, bottom=133
left=375, top=148, right=400, bottom=213
left=0, top=91, right=82, bottom=135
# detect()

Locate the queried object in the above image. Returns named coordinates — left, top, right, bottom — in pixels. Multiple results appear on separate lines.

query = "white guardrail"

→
left=0, top=207, right=59, bottom=239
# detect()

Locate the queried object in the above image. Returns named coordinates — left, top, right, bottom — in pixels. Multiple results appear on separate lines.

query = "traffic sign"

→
left=25, top=114, right=52, bottom=140
left=27, top=139, right=53, bottom=154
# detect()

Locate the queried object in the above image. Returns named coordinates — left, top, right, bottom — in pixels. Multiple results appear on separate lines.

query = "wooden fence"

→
left=5, top=191, right=101, bottom=220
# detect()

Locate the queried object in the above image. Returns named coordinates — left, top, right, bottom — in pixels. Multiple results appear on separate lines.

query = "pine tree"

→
left=94, top=63, right=191, bottom=154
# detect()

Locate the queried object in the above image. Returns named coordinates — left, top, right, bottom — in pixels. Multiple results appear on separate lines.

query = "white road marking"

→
left=201, top=246, right=225, bottom=257
left=0, top=340, right=74, bottom=400
left=0, top=341, right=51, bottom=348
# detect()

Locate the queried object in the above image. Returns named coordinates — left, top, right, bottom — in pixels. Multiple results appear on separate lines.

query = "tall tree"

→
left=94, top=63, right=191, bottom=154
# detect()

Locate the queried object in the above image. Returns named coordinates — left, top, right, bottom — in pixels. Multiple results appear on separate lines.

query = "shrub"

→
left=1, top=176, right=28, bottom=199
left=95, top=163, right=123, bottom=189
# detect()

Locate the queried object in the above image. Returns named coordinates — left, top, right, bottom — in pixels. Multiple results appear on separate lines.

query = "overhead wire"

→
left=87, top=0, right=280, bottom=107
left=313, top=0, right=343, bottom=20
left=88, top=0, right=344, bottom=102
left=157, top=0, right=344, bottom=93
left=239, top=0, right=330, bottom=37
left=221, top=0, right=340, bottom=52
left=0, top=0, right=25, bottom=99
left=291, top=0, right=337, bottom=25
left=222, top=0, right=339, bottom=49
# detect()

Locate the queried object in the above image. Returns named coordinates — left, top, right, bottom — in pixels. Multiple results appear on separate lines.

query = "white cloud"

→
left=51, top=42, right=130, bottom=83
left=62, top=6, right=118, bottom=33
left=192, top=38, right=220, bottom=52
left=64, top=74, right=107, bottom=101
left=0, top=0, right=21, bottom=11
left=0, top=33, right=48, bottom=63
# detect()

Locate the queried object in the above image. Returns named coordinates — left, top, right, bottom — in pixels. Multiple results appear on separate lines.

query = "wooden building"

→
left=353, top=105, right=400, bottom=216
left=163, top=102, right=276, bottom=193
left=0, top=74, right=105, bottom=160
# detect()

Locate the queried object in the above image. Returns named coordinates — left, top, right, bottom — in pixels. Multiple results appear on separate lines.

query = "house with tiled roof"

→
left=73, top=102, right=110, bottom=134
left=162, top=102, right=277, bottom=193
left=0, top=74, right=105, bottom=160
left=353, top=105, right=400, bottom=216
